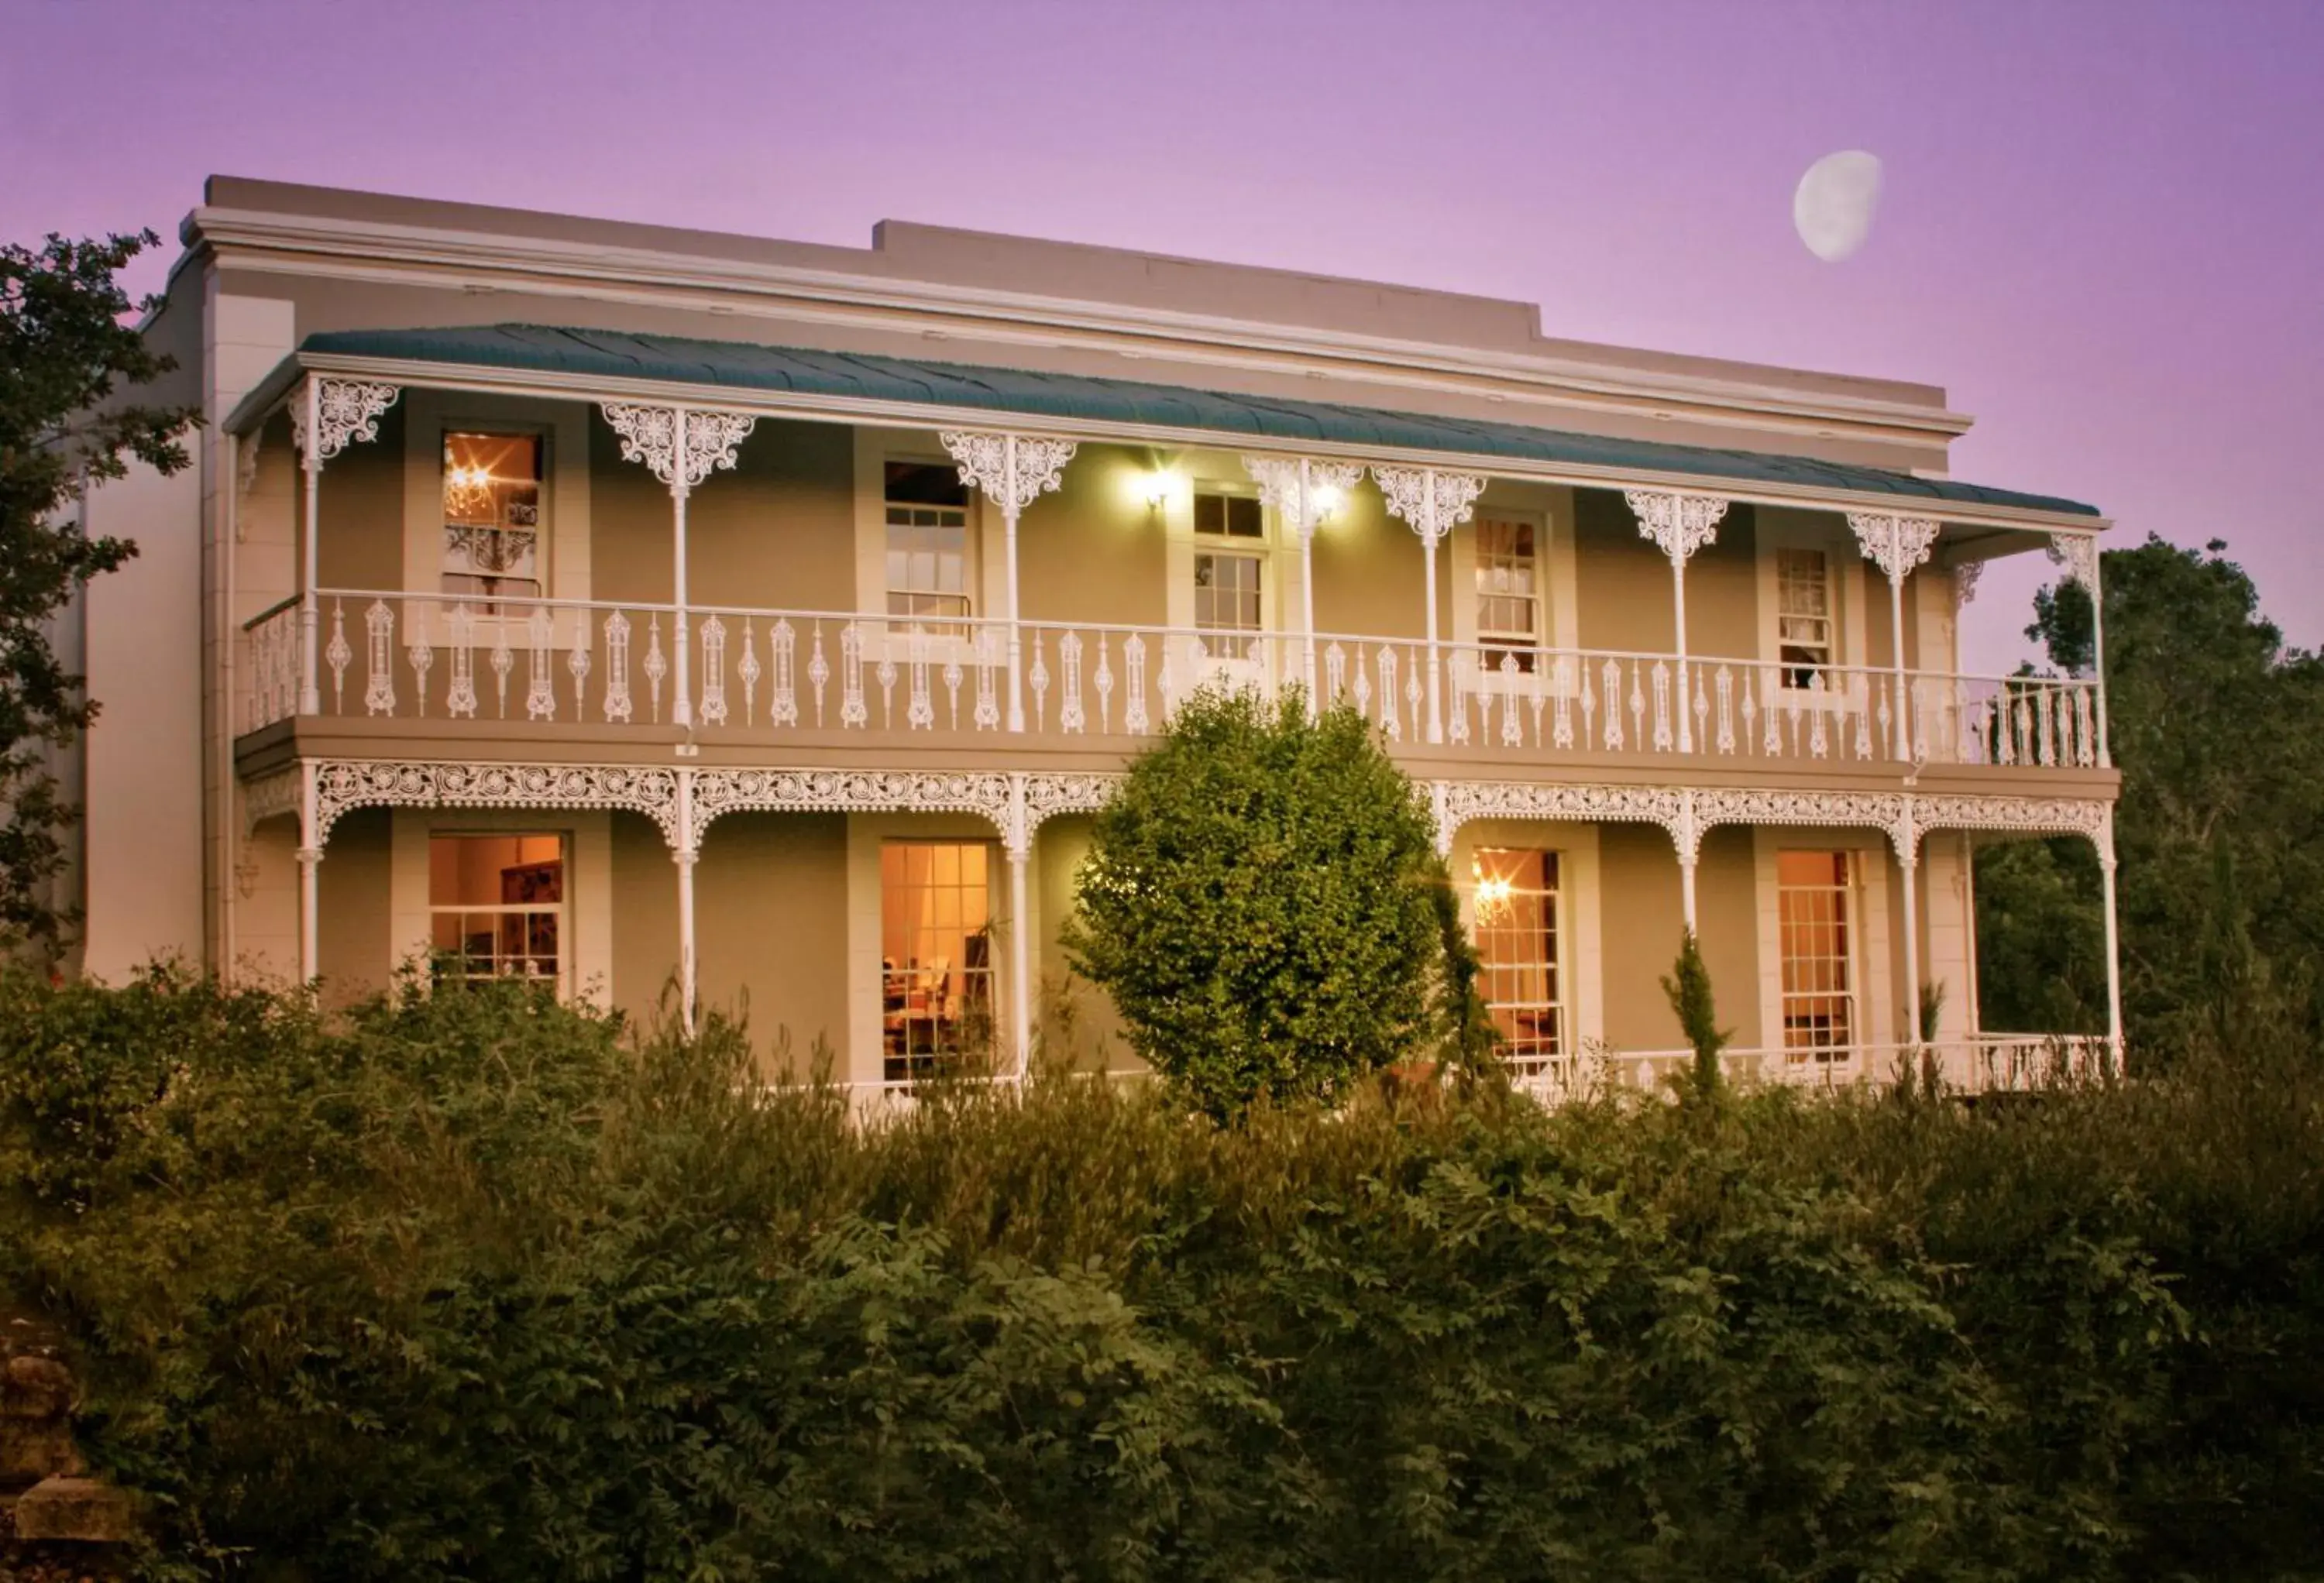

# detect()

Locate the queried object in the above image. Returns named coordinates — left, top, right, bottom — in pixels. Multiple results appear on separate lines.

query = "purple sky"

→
left=7, top=0, right=2317, bottom=668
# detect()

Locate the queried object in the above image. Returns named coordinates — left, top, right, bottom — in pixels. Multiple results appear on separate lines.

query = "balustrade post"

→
left=1848, top=513, right=1941, bottom=763
left=1625, top=491, right=1731, bottom=755
left=940, top=432, right=1076, bottom=736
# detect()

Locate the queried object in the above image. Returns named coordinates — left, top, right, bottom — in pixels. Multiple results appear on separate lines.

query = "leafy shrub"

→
left=2, top=968, right=2321, bottom=1581
left=1063, top=688, right=1456, bottom=1114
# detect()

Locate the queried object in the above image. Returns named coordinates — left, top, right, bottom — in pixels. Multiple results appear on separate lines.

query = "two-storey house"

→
left=69, top=177, right=2120, bottom=1094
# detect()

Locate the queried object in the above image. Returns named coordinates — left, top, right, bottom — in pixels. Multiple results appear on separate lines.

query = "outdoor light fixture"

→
left=1141, top=468, right=1183, bottom=512
left=1308, top=482, right=1345, bottom=524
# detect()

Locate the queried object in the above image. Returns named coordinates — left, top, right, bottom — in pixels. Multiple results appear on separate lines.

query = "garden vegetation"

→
left=4, top=971, right=2319, bottom=1581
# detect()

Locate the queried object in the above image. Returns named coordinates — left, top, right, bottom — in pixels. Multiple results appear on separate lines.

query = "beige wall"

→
left=316, top=807, right=391, bottom=1003
left=315, top=404, right=406, bottom=591
left=1310, top=479, right=1424, bottom=640
left=693, top=812, right=851, bottom=1071
left=80, top=455, right=206, bottom=979
left=1032, top=815, right=1134, bottom=1070
left=609, top=810, right=680, bottom=1031
left=689, top=421, right=858, bottom=614
left=1018, top=445, right=1170, bottom=630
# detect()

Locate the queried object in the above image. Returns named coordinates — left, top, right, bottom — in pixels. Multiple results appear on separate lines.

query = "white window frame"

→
left=438, top=428, right=548, bottom=609
left=882, top=458, right=976, bottom=624
left=1775, top=546, right=1837, bottom=692
left=1776, top=847, right=1861, bottom=1062
left=1469, top=846, right=1566, bottom=1072
left=1184, top=481, right=1276, bottom=671
left=877, top=836, right=1001, bottom=1083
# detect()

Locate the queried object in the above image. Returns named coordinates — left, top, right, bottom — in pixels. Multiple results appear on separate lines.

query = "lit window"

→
left=1471, top=847, right=1562, bottom=1070
left=1476, top=516, right=1542, bottom=669
left=442, top=432, right=543, bottom=603
left=1777, top=548, right=1834, bottom=688
left=881, top=840, right=996, bottom=1082
left=1778, top=850, right=1855, bottom=1059
left=429, top=833, right=565, bottom=990
left=1193, top=489, right=1264, bottom=661
left=885, top=462, right=971, bottom=622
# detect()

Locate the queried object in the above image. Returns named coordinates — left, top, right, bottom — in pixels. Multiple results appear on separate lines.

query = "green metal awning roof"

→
left=295, top=322, right=2101, bottom=520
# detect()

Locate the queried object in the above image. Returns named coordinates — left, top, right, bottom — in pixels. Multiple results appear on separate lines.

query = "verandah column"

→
left=1004, top=773, right=1033, bottom=1080
left=1670, top=790, right=1703, bottom=932
left=940, top=433, right=1078, bottom=733
left=1890, top=802, right=1924, bottom=1049
left=287, top=377, right=401, bottom=714
left=1847, top=511, right=1942, bottom=762
left=1244, top=455, right=1362, bottom=715
left=1374, top=466, right=1487, bottom=746
left=600, top=403, right=759, bottom=743
left=295, top=759, right=321, bottom=982
left=1624, top=490, right=1730, bottom=754
left=674, top=766, right=699, bottom=1037
left=2098, top=806, right=2123, bottom=1067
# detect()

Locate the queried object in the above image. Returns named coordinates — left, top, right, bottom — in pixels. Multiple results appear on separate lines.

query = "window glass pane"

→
left=881, top=840, right=999, bottom=1083
left=1194, top=492, right=1224, bottom=534
left=1778, top=850, right=1854, bottom=1059
left=442, top=432, right=543, bottom=603
left=1470, top=848, right=1562, bottom=1071
left=1224, top=495, right=1263, bottom=537
left=428, top=833, right=566, bottom=992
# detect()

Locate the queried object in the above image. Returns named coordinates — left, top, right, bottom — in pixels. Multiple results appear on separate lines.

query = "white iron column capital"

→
left=1848, top=511, right=1942, bottom=764
left=942, top=432, right=1077, bottom=733
left=1375, top=466, right=1485, bottom=745
left=2046, top=531, right=2110, bottom=766
left=601, top=403, right=759, bottom=740
left=288, top=376, right=400, bottom=716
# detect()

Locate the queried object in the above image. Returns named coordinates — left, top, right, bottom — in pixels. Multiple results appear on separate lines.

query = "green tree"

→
left=0, top=230, right=195, bottom=952
left=1660, top=928, right=1731, bottom=1101
left=1063, top=688, right=1452, bottom=1114
left=1977, top=535, right=2324, bottom=1061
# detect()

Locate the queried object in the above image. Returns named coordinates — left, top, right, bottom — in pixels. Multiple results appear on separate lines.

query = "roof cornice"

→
left=184, top=204, right=1975, bottom=450
left=226, top=348, right=2103, bottom=537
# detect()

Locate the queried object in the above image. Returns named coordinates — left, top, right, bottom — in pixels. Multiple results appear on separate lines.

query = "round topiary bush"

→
left=1063, top=687, right=1453, bottom=1114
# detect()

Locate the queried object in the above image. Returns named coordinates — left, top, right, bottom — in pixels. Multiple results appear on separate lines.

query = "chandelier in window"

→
left=1471, top=858, right=1514, bottom=923
left=444, top=462, right=496, bottom=520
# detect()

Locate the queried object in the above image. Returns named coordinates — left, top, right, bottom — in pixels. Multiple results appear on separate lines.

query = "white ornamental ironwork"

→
left=1373, top=465, right=1486, bottom=744
left=288, top=378, right=401, bottom=465
left=1848, top=511, right=1945, bottom=761
left=1623, top=489, right=1731, bottom=754
left=939, top=431, right=1078, bottom=734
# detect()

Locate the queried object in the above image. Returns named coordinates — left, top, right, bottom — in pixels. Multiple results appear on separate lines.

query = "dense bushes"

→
left=3, top=970, right=2322, bottom=1581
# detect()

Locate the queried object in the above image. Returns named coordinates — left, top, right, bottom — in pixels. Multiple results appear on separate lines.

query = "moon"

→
left=1794, top=150, right=1883, bottom=262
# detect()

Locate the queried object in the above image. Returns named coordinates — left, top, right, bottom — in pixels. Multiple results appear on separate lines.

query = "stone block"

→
left=12, top=1478, right=138, bottom=1544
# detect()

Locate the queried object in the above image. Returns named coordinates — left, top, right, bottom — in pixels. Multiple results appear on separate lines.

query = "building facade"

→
left=72, top=177, right=2121, bottom=1095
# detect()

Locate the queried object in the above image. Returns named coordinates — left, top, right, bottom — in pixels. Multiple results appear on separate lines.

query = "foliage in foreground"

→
left=3, top=971, right=2322, bottom=1581
left=0, top=230, right=197, bottom=952
left=1065, top=688, right=1462, bottom=1114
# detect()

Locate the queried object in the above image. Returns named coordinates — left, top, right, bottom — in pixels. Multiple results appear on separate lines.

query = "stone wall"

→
left=1, top=1310, right=134, bottom=1581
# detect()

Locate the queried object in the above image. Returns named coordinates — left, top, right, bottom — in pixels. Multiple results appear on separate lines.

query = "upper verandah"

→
left=179, top=176, right=1974, bottom=472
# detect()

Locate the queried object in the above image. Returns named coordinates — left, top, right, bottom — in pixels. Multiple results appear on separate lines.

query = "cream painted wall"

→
left=693, top=812, right=850, bottom=1070
left=1031, top=815, right=1135, bottom=1070
left=317, top=807, right=392, bottom=1002
left=81, top=456, right=205, bottom=979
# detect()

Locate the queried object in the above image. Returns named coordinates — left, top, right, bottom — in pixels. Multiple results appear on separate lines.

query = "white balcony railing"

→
left=241, top=592, right=2104, bottom=772
left=1508, top=1033, right=2115, bottom=1103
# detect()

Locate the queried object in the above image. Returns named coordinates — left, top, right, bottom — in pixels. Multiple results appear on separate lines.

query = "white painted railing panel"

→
left=240, top=592, right=2102, bottom=774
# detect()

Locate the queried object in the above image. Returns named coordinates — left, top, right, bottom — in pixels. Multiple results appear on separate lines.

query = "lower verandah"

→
left=264, top=807, right=1983, bottom=1090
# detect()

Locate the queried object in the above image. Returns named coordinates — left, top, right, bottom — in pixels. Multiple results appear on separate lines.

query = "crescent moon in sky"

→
left=1794, top=150, right=1883, bottom=262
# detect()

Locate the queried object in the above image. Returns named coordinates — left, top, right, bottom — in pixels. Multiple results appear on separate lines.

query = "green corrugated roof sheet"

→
left=299, top=323, right=2100, bottom=518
